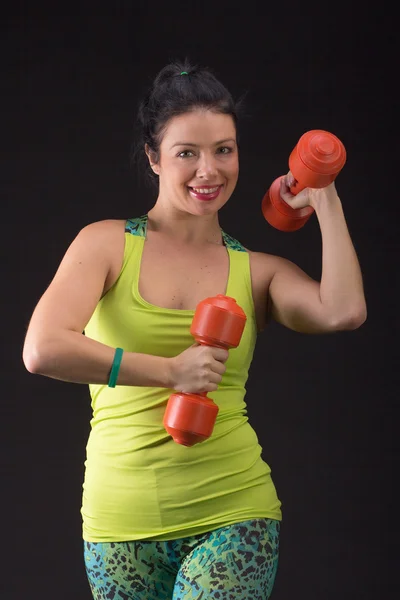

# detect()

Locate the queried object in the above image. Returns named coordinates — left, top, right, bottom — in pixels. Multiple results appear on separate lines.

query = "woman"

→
left=22, top=60, right=367, bottom=599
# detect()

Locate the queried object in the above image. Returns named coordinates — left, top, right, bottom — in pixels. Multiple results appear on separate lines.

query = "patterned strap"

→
left=125, top=215, right=147, bottom=237
left=125, top=215, right=246, bottom=252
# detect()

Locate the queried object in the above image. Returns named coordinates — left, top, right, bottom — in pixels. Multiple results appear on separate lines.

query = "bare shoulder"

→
left=23, top=219, right=128, bottom=343
left=74, top=219, right=126, bottom=262
left=244, top=247, right=287, bottom=286
left=240, top=248, right=287, bottom=331
left=243, top=247, right=317, bottom=331
left=78, top=218, right=126, bottom=241
left=245, top=246, right=308, bottom=293
left=62, top=219, right=127, bottom=294
left=78, top=219, right=127, bottom=287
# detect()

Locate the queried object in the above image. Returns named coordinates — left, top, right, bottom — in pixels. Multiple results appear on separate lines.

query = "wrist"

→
left=310, top=186, right=341, bottom=213
left=163, top=356, right=175, bottom=389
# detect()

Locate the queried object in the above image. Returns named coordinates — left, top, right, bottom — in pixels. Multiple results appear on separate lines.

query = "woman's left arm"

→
left=266, top=175, right=367, bottom=334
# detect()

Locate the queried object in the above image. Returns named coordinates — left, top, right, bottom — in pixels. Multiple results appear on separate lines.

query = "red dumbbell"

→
left=163, top=294, right=247, bottom=447
left=262, top=129, right=347, bottom=232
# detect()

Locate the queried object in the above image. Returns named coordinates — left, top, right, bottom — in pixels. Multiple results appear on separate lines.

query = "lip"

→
left=188, top=185, right=223, bottom=201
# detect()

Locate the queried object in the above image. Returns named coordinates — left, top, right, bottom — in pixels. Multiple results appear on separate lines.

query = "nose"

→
left=196, top=153, right=218, bottom=179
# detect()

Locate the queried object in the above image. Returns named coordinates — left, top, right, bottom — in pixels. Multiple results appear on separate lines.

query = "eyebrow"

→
left=170, top=138, right=236, bottom=149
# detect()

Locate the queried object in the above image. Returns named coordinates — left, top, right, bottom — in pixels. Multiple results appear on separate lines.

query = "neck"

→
left=147, top=203, right=222, bottom=246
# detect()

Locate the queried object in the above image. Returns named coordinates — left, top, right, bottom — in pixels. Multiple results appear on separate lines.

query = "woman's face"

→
left=148, top=108, right=239, bottom=216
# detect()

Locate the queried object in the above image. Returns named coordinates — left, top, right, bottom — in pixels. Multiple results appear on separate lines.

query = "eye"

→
left=177, top=150, right=195, bottom=158
left=217, top=146, right=233, bottom=154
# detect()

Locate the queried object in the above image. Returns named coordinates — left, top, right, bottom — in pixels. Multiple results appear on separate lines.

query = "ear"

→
left=145, top=144, right=160, bottom=175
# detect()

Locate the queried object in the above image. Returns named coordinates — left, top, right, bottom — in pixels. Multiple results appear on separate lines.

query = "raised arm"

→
left=258, top=177, right=367, bottom=334
left=22, top=220, right=172, bottom=387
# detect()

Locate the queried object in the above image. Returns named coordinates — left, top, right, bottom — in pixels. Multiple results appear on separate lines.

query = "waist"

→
left=82, top=420, right=282, bottom=541
left=85, top=413, right=256, bottom=467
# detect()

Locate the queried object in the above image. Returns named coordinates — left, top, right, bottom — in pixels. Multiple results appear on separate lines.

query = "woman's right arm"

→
left=22, top=220, right=172, bottom=388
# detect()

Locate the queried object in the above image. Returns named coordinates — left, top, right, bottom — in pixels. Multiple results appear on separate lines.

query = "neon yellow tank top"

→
left=81, top=215, right=282, bottom=542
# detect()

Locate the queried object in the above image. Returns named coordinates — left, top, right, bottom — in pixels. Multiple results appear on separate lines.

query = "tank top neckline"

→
left=130, top=214, right=233, bottom=314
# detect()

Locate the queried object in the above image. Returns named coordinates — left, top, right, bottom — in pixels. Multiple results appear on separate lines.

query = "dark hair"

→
left=131, top=59, right=245, bottom=186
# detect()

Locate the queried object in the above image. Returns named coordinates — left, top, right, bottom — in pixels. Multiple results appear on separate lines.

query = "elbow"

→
left=343, top=310, right=367, bottom=331
left=22, top=338, right=52, bottom=374
left=332, top=304, right=367, bottom=331
left=22, top=343, right=42, bottom=374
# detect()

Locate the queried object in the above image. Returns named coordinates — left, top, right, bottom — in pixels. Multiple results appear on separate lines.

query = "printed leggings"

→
left=84, top=518, right=280, bottom=600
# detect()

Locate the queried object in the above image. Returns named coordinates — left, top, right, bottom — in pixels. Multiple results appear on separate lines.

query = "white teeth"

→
left=191, top=186, right=219, bottom=194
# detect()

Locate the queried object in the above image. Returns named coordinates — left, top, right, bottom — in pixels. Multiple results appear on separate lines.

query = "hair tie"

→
left=180, top=71, right=189, bottom=75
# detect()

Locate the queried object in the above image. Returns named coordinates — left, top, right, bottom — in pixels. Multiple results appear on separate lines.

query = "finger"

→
left=288, top=171, right=296, bottom=188
left=291, top=189, right=309, bottom=206
left=283, top=171, right=296, bottom=188
left=212, top=361, right=227, bottom=376
left=279, top=178, right=295, bottom=202
left=211, top=348, right=229, bottom=363
left=280, top=175, right=290, bottom=193
left=283, top=189, right=310, bottom=210
left=206, top=382, right=219, bottom=393
left=210, top=371, right=223, bottom=385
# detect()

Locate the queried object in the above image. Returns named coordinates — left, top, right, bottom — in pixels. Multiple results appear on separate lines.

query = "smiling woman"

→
left=146, top=109, right=239, bottom=213
left=22, top=59, right=366, bottom=600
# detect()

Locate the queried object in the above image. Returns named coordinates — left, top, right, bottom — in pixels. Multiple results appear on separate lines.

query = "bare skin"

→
left=22, top=109, right=367, bottom=392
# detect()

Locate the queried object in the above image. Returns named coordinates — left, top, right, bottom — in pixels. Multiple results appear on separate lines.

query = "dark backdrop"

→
left=2, top=3, right=397, bottom=599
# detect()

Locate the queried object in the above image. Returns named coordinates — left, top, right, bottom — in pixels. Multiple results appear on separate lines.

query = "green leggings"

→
left=84, top=518, right=280, bottom=599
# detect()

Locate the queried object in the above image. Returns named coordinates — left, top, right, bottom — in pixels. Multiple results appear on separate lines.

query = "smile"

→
left=191, top=186, right=220, bottom=193
left=188, top=185, right=223, bottom=201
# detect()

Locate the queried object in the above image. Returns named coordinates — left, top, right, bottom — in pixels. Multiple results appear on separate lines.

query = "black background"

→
left=2, top=2, right=398, bottom=599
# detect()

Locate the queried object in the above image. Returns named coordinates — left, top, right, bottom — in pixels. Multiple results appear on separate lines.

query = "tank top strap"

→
left=220, top=229, right=254, bottom=319
left=221, top=229, right=247, bottom=252
left=125, top=215, right=147, bottom=238
left=125, top=215, right=248, bottom=252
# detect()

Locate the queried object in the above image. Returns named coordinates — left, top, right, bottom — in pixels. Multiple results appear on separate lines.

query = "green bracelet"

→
left=108, top=347, right=124, bottom=388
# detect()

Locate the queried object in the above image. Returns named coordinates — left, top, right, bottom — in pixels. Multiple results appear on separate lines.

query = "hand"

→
left=279, top=171, right=339, bottom=210
left=168, top=343, right=229, bottom=394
